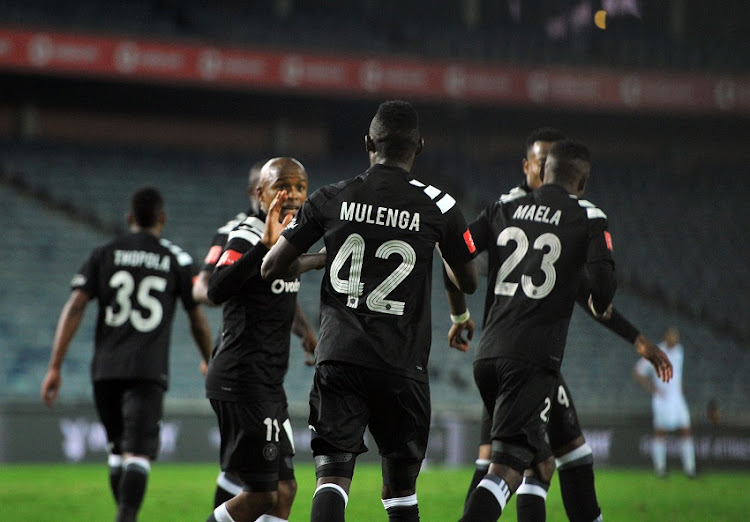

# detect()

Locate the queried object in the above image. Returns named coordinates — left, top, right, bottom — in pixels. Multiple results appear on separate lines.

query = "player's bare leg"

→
left=678, top=427, right=696, bottom=477
left=652, top=429, right=668, bottom=477
left=209, top=490, right=278, bottom=522
left=264, top=479, right=297, bottom=521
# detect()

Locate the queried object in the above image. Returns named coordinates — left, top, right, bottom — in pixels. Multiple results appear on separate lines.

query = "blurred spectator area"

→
left=1, top=0, right=749, bottom=72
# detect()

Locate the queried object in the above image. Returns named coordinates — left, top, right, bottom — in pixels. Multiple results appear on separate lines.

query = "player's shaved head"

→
left=525, top=127, right=565, bottom=156
left=130, top=186, right=164, bottom=228
left=543, top=140, right=591, bottom=195
left=259, top=157, right=307, bottom=188
left=368, top=100, right=422, bottom=162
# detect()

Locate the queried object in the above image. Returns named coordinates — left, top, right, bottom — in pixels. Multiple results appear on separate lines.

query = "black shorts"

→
left=210, top=399, right=295, bottom=492
left=473, top=358, right=557, bottom=471
left=93, top=379, right=165, bottom=460
left=477, top=374, right=583, bottom=453
left=309, top=362, right=430, bottom=462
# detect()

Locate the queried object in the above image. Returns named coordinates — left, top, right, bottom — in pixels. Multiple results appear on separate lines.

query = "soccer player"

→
left=459, top=140, right=672, bottom=521
left=194, top=160, right=317, bottom=509
left=261, top=100, right=478, bottom=522
left=41, top=186, right=212, bottom=522
left=451, top=128, right=670, bottom=522
left=634, top=326, right=696, bottom=478
left=204, top=157, right=322, bottom=522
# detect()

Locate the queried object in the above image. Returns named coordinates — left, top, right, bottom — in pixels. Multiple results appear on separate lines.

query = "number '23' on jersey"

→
left=471, top=184, right=615, bottom=370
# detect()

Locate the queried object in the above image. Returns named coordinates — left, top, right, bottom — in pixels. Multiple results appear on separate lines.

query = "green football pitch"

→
left=0, top=463, right=746, bottom=521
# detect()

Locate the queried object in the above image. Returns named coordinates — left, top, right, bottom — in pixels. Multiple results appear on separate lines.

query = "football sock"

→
left=464, top=459, right=491, bottom=509
left=652, top=438, right=667, bottom=476
left=516, top=476, right=549, bottom=522
left=215, top=471, right=243, bottom=508
left=461, top=473, right=510, bottom=522
left=681, top=437, right=696, bottom=476
left=108, top=454, right=123, bottom=502
left=556, top=443, right=602, bottom=522
left=116, top=456, right=150, bottom=522
left=209, top=502, right=237, bottom=522
left=310, top=483, right=348, bottom=522
left=382, top=493, right=420, bottom=521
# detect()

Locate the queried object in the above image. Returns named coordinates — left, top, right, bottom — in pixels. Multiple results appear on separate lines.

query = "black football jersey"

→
left=281, top=164, right=476, bottom=382
left=71, top=232, right=197, bottom=387
left=471, top=184, right=615, bottom=370
left=200, top=208, right=252, bottom=273
left=205, top=209, right=301, bottom=401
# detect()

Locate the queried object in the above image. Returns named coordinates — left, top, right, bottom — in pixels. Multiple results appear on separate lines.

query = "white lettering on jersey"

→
left=113, top=250, right=171, bottom=271
left=511, top=204, right=562, bottom=226
left=340, top=202, right=420, bottom=231
left=270, top=278, right=301, bottom=294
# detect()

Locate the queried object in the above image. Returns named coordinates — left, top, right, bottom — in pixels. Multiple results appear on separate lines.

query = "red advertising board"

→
left=1, top=27, right=748, bottom=115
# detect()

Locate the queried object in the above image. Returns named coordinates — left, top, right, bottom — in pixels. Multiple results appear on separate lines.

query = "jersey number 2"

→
left=105, top=270, right=166, bottom=332
left=330, top=233, right=415, bottom=316
left=494, top=227, right=561, bottom=299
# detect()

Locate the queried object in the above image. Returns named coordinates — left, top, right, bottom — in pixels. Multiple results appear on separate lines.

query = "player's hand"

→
left=261, top=190, right=294, bottom=248
left=588, top=295, right=613, bottom=319
left=448, top=318, right=475, bottom=352
left=41, top=368, right=61, bottom=407
left=635, top=334, right=673, bottom=383
left=199, top=360, right=209, bottom=376
left=302, top=330, right=317, bottom=366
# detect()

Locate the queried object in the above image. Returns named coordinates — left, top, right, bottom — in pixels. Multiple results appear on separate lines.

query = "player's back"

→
left=301, top=163, right=471, bottom=382
left=476, top=184, right=613, bottom=370
left=78, top=231, right=195, bottom=386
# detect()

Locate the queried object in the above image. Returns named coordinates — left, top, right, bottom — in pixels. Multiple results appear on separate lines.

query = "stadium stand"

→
left=1, top=140, right=748, bottom=424
left=2, top=0, right=749, bottom=73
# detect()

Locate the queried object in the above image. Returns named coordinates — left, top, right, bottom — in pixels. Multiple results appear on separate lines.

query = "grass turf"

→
left=0, top=463, right=746, bottom=521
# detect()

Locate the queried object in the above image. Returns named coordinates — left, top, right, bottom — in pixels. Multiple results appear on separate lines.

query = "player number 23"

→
left=104, top=270, right=167, bottom=332
left=494, top=227, right=561, bottom=300
left=330, top=233, right=416, bottom=316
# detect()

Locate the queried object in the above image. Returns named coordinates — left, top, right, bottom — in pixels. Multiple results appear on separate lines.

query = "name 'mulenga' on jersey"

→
left=472, top=184, right=614, bottom=370
left=280, top=164, right=477, bottom=383
left=71, top=232, right=196, bottom=387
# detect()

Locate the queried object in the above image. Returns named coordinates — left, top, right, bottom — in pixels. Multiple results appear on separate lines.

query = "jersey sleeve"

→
left=70, top=247, right=101, bottom=297
left=200, top=230, right=228, bottom=273
left=468, top=205, right=493, bottom=254
left=585, top=212, right=617, bottom=313
left=281, top=188, right=326, bottom=254
left=175, top=252, right=199, bottom=310
left=438, top=204, right=477, bottom=267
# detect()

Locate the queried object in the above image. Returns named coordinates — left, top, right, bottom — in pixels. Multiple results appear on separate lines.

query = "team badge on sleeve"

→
left=204, top=245, right=223, bottom=265
left=217, top=249, right=242, bottom=267
left=463, top=229, right=477, bottom=253
left=604, top=231, right=613, bottom=251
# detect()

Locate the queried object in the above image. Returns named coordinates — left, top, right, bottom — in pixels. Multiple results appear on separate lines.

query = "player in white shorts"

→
left=634, top=326, right=696, bottom=477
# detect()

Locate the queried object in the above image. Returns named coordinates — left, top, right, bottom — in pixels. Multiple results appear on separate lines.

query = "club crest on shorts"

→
left=263, top=443, right=278, bottom=461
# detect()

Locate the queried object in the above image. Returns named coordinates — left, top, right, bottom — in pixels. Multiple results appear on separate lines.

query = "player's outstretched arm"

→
left=192, top=270, right=217, bottom=307
left=186, top=305, right=212, bottom=375
left=442, top=265, right=475, bottom=352
left=292, top=303, right=317, bottom=366
left=635, top=334, right=673, bottom=383
left=261, top=236, right=302, bottom=280
left=41, top=290, right=91, bottom=407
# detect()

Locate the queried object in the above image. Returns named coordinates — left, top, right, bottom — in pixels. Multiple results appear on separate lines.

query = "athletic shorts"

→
left=308, top=362, right=430, bottom=461
left=477, top=371, right=582, bottom=453
left=93, top=379, right=165, bottom=460
left=473, top=358, right=557, bottom=471
left=652, top=394, right=691, bottom=431
left=210, top=399, right=295, bottom=492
